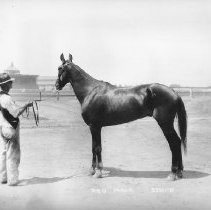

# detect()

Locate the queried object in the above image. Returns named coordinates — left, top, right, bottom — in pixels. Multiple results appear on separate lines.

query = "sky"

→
left=0, top=0, right=211, bottom=87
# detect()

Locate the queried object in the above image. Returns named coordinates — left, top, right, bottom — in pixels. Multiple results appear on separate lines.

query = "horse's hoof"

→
left=89, top=168, right=95, bottom=176
left=93, top=169, right=102, bottom=178
left=167, top=173, right=177, bottom=181
left=176, top=170, right=183, bottom=179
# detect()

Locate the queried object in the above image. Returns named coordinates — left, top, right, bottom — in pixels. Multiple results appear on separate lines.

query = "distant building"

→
left=3, top=62, right=38, bottom=89
left=37, top=76, right=57, bottom=91
left=37, top=76, right=74, bottom=94
left=1, top=63, right=74, bottom=94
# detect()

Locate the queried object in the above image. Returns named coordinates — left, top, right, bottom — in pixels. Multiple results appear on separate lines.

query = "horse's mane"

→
left=71, top=63, right=115, bottom=87
left=71, top=63, right=132, bottom=89
left=71, top=63, right=95, bottom=82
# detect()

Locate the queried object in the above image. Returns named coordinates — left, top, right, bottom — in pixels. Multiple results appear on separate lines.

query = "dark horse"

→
left=55, top=53, right=187, bottom=181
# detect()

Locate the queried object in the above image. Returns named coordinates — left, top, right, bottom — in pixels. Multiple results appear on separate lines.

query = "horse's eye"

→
left=58, top=66, right=63, bottom=71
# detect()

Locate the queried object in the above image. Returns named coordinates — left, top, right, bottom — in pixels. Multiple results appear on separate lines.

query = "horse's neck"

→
left=69, top=65, right=99, bottom=104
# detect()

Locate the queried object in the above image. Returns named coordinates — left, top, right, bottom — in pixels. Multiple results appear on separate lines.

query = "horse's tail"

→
left=176, top=96, right=187, bottom=154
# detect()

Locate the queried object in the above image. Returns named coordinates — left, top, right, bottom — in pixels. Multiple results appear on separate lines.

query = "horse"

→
left=55, top=53, right=187, bottom=181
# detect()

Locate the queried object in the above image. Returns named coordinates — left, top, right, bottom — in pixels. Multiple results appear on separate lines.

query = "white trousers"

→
left=0, top=125, right=20, bottom=184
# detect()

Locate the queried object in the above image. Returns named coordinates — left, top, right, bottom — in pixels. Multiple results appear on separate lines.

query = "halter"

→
left=57, top=62, right=71, bottom=88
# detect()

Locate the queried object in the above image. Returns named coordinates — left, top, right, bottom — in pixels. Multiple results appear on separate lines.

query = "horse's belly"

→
left=102, top=109, right=146, bottom=126
left=82, top=96, right=149, bottom=126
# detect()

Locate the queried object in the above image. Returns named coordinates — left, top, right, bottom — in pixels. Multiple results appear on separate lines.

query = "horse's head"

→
left=55, top=53, right=73, bottom=90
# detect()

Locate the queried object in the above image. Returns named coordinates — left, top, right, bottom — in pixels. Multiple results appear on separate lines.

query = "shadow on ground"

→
left=17, top=168, right=209, bottom=186
left=18, top=176, right=71, bottom=186
left=103, top=167, right=210, bottom=179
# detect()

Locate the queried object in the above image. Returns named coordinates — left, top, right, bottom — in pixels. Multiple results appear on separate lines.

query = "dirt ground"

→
left=0, top=96, right=211, bottom=210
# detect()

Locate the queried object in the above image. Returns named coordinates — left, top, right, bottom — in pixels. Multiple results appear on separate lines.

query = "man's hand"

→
left=27, top=102, right=33, bottom=107
left=26, top=100, right=33, bottom=108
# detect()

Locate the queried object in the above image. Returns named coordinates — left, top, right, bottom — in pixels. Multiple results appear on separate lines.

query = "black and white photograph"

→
left=0, top=0, right=211, bottom=209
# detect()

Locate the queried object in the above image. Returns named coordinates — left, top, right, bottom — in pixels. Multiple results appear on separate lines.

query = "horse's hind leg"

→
left=154, top=106, right=183, bottom=180
left=158, top=122, right=183, bottom=180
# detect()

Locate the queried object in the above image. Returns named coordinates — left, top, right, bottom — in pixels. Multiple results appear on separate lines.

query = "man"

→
left=0, top=73, right=32, bottom=186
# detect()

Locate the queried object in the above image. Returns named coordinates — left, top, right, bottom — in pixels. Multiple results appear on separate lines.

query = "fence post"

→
left=39, top=91, right=42, bottom=101
left=57, top=91, right=59, bottom=101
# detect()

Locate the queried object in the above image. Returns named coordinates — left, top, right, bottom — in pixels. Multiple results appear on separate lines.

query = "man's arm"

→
left=4, top=96, right=33, bottom=118
left=14, top=102, right=33, bottom=118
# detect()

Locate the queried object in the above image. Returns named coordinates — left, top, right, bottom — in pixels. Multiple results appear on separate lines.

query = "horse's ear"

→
left=60, top=53, right=65, bottom=63
left=69, top=54, right=73, bottom=62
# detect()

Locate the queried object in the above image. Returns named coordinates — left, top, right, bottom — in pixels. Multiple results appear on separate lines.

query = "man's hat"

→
left=0, top=73, right=15, bottom=85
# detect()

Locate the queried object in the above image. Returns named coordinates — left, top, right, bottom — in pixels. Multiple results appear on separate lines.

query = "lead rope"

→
left=24, top=100, right=39, bottom=126
left=32, top=100, right=39, bottom=126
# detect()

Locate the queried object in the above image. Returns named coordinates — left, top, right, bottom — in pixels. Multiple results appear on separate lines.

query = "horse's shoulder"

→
left=82, top=83, right=110, bottom=107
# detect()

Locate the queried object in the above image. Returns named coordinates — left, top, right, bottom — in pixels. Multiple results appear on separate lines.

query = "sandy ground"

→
left=0, top=96, right=211, bottom=210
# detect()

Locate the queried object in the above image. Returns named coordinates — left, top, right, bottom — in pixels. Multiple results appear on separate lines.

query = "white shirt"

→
left=0, top=94, right=18, bottom=128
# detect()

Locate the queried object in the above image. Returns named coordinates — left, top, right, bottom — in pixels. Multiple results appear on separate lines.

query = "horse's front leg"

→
left=89, top=125, right=103, bottom=178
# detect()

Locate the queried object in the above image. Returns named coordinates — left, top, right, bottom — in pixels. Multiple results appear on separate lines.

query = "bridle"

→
left=58, top=61, right=71, bottom=75
left=57, top=62, right=71, bottom=88
left=24, top=100, right=39, bottom=126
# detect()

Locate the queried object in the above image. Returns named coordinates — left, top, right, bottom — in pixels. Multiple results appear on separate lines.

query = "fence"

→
left=9, top=87, right=211, bottom=101
left=173, top=87, right=211, bottom=98
left=10, top=89, right=75, bottom=101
